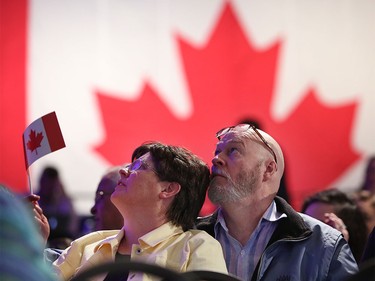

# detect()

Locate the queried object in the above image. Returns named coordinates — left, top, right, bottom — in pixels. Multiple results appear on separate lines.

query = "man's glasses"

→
left=216, top=124, right=278, bottom=164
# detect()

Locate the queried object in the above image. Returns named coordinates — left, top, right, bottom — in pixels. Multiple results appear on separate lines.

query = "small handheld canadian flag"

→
left=23, top=111, right=66, bottom=170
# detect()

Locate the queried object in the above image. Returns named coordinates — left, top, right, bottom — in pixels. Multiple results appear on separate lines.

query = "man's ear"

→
left=159, top=182, right=181, bottom=199
left=263, top=161, right=278, bottom=181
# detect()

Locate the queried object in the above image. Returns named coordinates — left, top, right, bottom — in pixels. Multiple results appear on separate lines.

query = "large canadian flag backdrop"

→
left=1, top=0, right=374, bottom=214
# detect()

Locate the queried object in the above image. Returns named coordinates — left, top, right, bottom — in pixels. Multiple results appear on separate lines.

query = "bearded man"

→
left=196, top=124, right=358, bottom=281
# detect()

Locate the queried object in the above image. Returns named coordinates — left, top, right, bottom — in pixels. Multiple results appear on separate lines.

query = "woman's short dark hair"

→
left=131, top=141, right=210, bottom=230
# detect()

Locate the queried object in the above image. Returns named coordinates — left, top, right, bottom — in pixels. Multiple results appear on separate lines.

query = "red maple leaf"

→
left=27, top=129, right=44, bottom=155
left=93, top=3, right=361, bottom=210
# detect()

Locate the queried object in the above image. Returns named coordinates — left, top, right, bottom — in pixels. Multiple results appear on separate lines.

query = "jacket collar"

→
left=268, top=196, right=312, bottom=244
left=196, top=196, right=312, bottom=242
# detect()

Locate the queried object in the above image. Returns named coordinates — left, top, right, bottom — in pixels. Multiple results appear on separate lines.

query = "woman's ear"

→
left=159, top=182, right=181, bottom=199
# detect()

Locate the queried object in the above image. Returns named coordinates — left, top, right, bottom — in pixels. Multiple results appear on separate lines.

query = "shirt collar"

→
left=94, top=229, right=125, bottom=252
left=93, top=222, right=184, bottom=253
left=138, top=222, right=184, bottom=249
left=214, top=200, right=287, bottom=234
left=263, top=200, right=287, bottom=222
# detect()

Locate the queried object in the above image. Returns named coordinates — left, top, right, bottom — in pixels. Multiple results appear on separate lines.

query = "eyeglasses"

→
left=216, top=124, right=278, bottom=164
left=126, top=158, right=157, bottom=174
left=128, top=159, right=144, bottom=172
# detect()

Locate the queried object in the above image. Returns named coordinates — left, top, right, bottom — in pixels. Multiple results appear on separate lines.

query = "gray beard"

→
left=208, top=165, right=260, bottom=204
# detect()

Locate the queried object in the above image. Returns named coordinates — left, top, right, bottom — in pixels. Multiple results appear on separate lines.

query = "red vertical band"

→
left=42, top=112, right=66, bottom=151
left=0, top=0, right=28, bottom=193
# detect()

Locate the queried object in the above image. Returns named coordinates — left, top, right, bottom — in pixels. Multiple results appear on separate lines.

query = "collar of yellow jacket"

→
left=93, top=222, right=184, bottom=253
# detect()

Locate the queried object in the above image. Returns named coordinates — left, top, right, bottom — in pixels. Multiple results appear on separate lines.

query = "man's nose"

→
left=90, top=205, right=96, bottom=215
left=212, top=154, right=224, bottom=167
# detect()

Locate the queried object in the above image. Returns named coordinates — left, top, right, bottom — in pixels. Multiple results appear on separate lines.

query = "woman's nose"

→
left=119, top=167, right=130, bottom=178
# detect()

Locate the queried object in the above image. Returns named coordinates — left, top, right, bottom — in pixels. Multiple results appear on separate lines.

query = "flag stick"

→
left=27, top=168, right=33, bottom=194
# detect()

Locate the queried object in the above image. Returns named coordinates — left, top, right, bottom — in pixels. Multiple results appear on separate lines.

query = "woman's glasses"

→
left=126, top=158, right=158, bottom=174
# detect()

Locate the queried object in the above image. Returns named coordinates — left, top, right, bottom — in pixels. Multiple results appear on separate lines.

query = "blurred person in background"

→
left=36, top=166, right=78, bottom=247
left=350, top=155, right=375, bottom=237
left=351, top=190, right=375, bottom=237
left=90, top=165, right=124, bottom=231
left=301, top=188, right=368, bottom=263
left=360, top=156, right=375, bottom=193
left=33, top=166, right=125, bottom=264
left=360, top=226, right=375, bottom=266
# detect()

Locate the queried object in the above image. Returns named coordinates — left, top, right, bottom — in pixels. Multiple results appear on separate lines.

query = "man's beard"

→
left=208, top=164, right=260, bottom=204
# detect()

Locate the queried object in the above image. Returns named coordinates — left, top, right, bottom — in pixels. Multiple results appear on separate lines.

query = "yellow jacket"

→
left=53, top=222, right=227, bottom=281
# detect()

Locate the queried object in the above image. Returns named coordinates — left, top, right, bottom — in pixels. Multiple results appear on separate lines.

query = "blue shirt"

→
left=214, top=201, right=286, bottom=280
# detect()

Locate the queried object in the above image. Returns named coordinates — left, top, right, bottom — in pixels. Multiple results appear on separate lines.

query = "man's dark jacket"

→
left=195, top=196, right=358, bottom=281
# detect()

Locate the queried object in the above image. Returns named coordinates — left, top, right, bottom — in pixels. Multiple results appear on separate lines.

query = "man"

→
left=90, top=166, right=124, bottom=231
left=45, top=142, right=227, bottom=280
left=196, top=124, right=358, bottom=281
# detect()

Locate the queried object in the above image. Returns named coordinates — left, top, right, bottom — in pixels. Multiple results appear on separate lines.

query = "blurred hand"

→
left=26, top=194, right=50, bottom=245
left=324, top=212, right=349, bottom=241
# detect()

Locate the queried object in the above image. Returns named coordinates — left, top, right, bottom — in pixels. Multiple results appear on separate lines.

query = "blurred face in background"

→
left=353, top=190, right=375, bottom=235
left=91, top=172, right=123, bottom=231
left=303, top=202, right=335, bottom=222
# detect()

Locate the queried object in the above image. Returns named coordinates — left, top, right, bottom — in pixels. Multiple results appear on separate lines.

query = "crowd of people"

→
left=1, top=123, right=374, bottom=281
